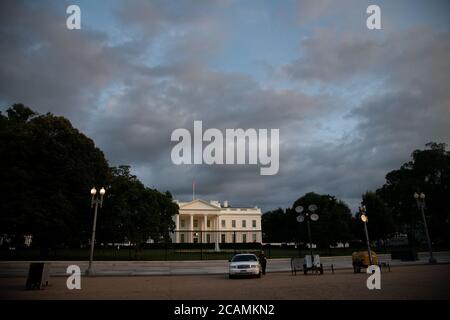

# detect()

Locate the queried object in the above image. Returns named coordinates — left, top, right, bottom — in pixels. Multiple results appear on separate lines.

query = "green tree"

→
left=99, top=166, right=178, bottom=258
left=377, top=142, right=450, bottom=246
left=361, top=191, right=395, bottom=250
left=262, top=208, right=290, bottom=242
left=0, top=104, right=110, bottom=254
left=291, top=192, right=353, bottom=253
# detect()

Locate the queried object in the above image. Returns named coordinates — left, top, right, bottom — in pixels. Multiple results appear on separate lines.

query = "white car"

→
left=228, top=253, right=262, bottom=278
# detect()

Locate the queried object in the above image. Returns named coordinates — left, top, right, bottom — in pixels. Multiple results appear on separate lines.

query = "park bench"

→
left=290, top=257, right=303, bottom=275
left=291, top=256, right=335, bottom=275
left=379, top=261, right=391, bottom=272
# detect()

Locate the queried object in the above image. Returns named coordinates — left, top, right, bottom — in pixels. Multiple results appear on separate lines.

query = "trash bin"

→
left=26, top=263, right=50, bottom=290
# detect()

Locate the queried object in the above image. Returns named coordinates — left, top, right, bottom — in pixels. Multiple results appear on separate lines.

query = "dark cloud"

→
left=0, top=0, right=135, bottom=126
left=279, top=27, right=450, bottom=210
left=1, top=1, right=449, bottom=212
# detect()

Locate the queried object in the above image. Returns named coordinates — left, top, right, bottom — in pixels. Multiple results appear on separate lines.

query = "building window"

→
left=242, top=234, right=247, bottom=243
left=252, top=220, right=256, bottom=228
left=207, top=220, right=210, bottom=228
left=181, top=219, right=185, bottom=228
left=232, top=220, right=236, bottom=228
left=221, top=220, right=226, bottom=228
left=206, top=234, right=211, bottom=243
left=180, top=234, right=185, bottom=243
left=221, top=234, right=226, bottom=243
left=193, top=220, right=198, bottom=228
left=232, top=233, right=236, bottom=243
left=252, top=234, right=257, bottom=242
left=242, top=220, right=246, bottom=228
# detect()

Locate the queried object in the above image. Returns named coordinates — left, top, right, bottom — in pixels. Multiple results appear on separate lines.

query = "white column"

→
left=175, top=215, right=179, bottom=243
left=258, top=219, right=262, bottom=243
left=217, top=215, right=222, bottom=242
left=214, top=215, right=220, bottom=251
left=204, top=215, right=208, bottom=243
left=190, top=214, right=194, bottom=243
left=214, top=217, right=217, bottom=243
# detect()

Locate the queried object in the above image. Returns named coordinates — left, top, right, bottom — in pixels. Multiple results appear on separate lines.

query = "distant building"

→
left=171, top=199, right=262, bottom=244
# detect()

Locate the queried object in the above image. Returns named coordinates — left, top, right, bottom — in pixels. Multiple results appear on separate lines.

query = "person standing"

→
left=258, top=251, right=267, bottom=275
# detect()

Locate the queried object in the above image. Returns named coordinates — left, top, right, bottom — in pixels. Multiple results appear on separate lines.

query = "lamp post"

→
left=86, top=187, right=106, bottom=276
left=359, top=205, right=373, bottom=266
left=296, top=204, right=319, bottom=265
left=414, top=192, right=436, bottom=264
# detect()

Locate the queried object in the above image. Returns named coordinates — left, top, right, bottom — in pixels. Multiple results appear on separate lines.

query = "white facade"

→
left=171, top=199, right=262, bottom=244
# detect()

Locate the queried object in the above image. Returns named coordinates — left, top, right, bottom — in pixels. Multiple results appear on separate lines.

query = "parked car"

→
left=228, top=253, right=262, bottom=279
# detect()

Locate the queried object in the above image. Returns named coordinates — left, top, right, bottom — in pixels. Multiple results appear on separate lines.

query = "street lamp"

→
left=414, top=192, right=437, bottom=264
left=295, top=204, right=319, bottom=265
left=359, top=205, right=373, bottom=266
left=86, top=186, right=106, bottom=275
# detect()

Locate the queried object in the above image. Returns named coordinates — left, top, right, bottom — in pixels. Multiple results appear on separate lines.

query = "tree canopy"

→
left=291, top=192, right=353, bottom=249
left=0, top=104, right=179, bottom=254
left=98, top=165, right=179, bottom=251
left=262, top=143, right=450, bottom=248
left=261, top=208, right=290, bottom=243
left=360, top=191, right=395, bottom=242
left=0, top=104, right=110, bottom=248
left=262, top=192, right=353, bottom=249
left=377, top=142, right=450, bottom=245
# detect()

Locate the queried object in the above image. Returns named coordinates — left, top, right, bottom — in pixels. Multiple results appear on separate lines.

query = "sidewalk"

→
left=1, top=251, right=449, bottom=277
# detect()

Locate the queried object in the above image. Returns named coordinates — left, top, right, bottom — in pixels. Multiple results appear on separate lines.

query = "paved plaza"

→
left=1, top=264, right=449, bottom=300
left=1, top=251, right=449, bottom=277
left=1, top=252, right=449, bottom=300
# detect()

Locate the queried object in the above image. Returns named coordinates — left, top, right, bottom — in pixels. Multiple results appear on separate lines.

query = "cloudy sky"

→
left=1, top=0, right=449, bottom=212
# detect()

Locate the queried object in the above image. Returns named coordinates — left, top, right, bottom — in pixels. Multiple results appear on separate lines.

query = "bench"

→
left=379, top=262, right=391, bottom=273
left=290, top=257, right=304, bottom=275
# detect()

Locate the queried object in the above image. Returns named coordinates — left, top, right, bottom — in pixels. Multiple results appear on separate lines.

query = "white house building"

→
left=171, top=199, right=262, bottom=244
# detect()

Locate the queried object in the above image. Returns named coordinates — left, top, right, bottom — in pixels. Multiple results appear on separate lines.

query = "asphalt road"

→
left=1, top=264, right=449, bottom=300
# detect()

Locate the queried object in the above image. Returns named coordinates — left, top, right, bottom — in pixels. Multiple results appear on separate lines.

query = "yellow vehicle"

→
left=352, top=251, right=378, bottom=273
